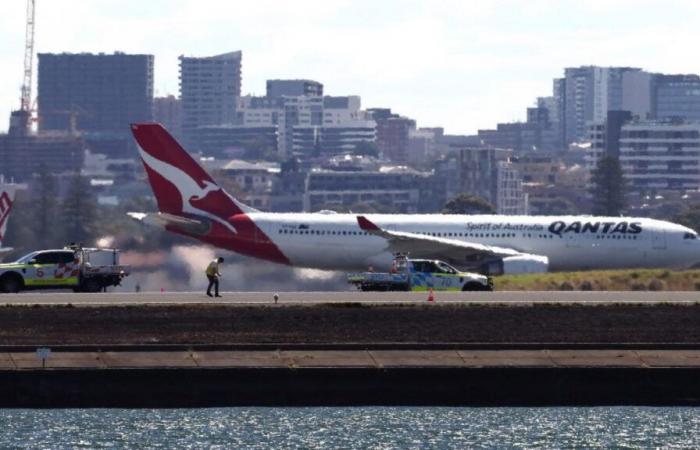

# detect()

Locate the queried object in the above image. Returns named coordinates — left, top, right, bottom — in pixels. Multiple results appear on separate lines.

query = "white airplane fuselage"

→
left=230, top=213, right=700, bottom=272
left=129, top=123, right=700, bottom=274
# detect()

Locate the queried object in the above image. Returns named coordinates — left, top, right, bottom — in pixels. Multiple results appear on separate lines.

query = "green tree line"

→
left=3, top=166, right=186, bottom=258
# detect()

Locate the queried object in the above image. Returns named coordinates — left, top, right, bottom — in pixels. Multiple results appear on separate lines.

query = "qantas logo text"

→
left=548, top=220, right=642, bottom=236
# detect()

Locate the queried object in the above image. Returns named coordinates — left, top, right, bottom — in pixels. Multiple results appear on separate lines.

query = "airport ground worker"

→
left=205, top=257, right=224, bottom=297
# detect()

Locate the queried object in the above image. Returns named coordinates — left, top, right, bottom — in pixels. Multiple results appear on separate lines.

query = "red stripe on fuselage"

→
left=169, top=213, right=290, bottom=265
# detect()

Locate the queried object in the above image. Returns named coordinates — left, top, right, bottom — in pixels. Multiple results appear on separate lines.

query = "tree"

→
left=442, top=193, right=495, bottom=214
left=32, top=164, right=60, bottom=248
left=239, top=136, right=279, bottom=161
left=60, top=174, right=98, bottom=245
left=589, top=156, right=627, bottom=216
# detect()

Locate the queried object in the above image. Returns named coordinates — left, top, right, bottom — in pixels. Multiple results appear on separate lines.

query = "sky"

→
left=1, top=0, right=700, bottom=135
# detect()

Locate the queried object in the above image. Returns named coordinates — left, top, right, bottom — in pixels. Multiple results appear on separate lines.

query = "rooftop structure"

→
left=266, top=79, right=323, bottom=98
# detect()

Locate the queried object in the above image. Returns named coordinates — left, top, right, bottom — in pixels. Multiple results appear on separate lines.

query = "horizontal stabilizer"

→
left=127, top=211, right=211, bottom=235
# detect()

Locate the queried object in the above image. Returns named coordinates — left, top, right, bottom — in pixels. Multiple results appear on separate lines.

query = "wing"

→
left=128, top=212, right=210, bottom=235
left=357, top=215, right=544, bottom=267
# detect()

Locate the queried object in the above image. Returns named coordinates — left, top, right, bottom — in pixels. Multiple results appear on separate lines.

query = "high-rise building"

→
left=303, top=167, right=433, bottom=213
left=619, top=120, right=700, bottom=192
left=179, top=51, right=242, bottom=146
left=652, top=74, right=700, bottom=121
left=457, top=147, right=511, bottom=207
left=584, top=110, right=633, bottom=174
left=369, top=109, right=416, bottom=163
left=0, top=132, right=85, bottom=182
left=266, top=79, right=323, bottom=98
left=37, top=52, right=154, bottom=133
left=496, top=160, right=529, bottom=215
left=154, top=95, right=182, bottom=140
left=562, top=66, right=641, bottom=144
left=408, top=128, right=438, bottom=167
left=622, top=71, right=653, bottom=119
left=236, top=95, right=374, bottom=157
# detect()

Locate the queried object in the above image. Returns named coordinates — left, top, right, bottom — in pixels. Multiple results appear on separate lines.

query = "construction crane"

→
left=21, top=0, right=36, bottom=113
left=9, top=0, right=36, bottom=135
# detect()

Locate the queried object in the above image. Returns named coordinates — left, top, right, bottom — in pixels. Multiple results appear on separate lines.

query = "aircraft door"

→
left=652, top=230, right=667, bottom=250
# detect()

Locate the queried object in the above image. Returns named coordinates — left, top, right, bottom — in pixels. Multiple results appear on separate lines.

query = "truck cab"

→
left=404, top=259, right=492, bottom=291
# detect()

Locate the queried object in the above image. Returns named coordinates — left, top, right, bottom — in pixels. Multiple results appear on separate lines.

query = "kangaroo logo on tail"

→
left=131, top=124, right=255, bottom=234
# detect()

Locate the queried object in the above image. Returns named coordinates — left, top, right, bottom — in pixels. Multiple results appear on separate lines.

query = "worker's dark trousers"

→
left=206, top=275, right=219, bottom=296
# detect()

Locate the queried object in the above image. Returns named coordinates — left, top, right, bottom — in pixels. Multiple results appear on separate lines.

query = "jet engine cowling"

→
left=480, top=254, right=549, bottom=275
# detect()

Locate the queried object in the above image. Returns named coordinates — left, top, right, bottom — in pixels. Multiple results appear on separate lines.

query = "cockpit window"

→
left=683, top=232, right=698, bottom=240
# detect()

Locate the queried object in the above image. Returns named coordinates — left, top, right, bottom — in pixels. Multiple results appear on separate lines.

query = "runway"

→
left=2, top=290, right=700, bottom=305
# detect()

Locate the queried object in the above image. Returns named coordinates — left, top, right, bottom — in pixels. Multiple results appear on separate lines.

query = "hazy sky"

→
left=1, top=0, right=700, bottom=135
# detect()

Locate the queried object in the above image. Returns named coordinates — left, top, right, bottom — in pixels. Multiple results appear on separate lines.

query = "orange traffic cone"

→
left=427, top=288, right=435, bottom=302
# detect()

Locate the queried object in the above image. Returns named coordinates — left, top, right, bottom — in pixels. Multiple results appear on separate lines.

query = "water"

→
left=1, top=407, right=699, bottom=449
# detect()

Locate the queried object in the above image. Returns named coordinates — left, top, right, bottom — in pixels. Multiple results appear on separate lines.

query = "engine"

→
left=480, top=254, right=549, bottom=275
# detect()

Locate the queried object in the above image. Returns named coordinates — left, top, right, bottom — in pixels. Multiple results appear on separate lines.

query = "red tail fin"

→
left=0, top=189, right=15, bottom=245
left=130, top=123, right=253, bottom=222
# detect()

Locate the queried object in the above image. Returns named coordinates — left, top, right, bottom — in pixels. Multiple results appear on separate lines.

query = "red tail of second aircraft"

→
left=0, top=188, right=15, bottom=250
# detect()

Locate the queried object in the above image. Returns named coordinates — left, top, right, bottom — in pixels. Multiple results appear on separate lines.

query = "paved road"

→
left=1, top=291, right=700, bottom=305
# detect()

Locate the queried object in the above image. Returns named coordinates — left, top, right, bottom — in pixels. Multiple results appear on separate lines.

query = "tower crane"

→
left=9, top=0, right=36, bottom=135
left=21, top=0, right=36, bottom=113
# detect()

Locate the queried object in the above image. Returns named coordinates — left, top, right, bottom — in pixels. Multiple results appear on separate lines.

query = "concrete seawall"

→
left=1, top=297, right=700, bottom=406
left=2, top=348, right=700, bottom=407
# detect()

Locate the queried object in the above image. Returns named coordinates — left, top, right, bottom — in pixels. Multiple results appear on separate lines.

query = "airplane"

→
left=0, top=186, right=16, bottom=255
left=128, top=123, right=700, bottom=275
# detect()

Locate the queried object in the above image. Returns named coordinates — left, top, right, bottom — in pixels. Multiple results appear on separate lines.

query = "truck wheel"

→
left=462, top=282, right=487, bottom=292
left=0, top=274, right=23, bottom=294
left=81, top=278, right=102, bottom=293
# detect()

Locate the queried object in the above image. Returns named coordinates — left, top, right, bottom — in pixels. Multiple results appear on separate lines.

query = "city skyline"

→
left=1, top=0, right=700, bottom=135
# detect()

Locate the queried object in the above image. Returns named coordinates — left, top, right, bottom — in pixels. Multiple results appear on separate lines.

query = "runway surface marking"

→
left=2, top=291, right=700, bottom=306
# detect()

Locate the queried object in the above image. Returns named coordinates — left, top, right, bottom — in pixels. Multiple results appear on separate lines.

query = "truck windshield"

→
left=14, top=252, right=38, bottom=264
left=437, top=262, right=457, bottom=274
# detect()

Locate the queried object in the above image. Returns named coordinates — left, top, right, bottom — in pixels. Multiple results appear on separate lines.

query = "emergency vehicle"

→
left=0, top=245, right=130, bottom=293
left=347, top=255, right=492, bottom=291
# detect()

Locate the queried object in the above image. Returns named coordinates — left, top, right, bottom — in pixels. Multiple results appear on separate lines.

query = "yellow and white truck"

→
left=0, top=245, right=130, bottom=293
left=348, top=255, right=493, bottom=292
